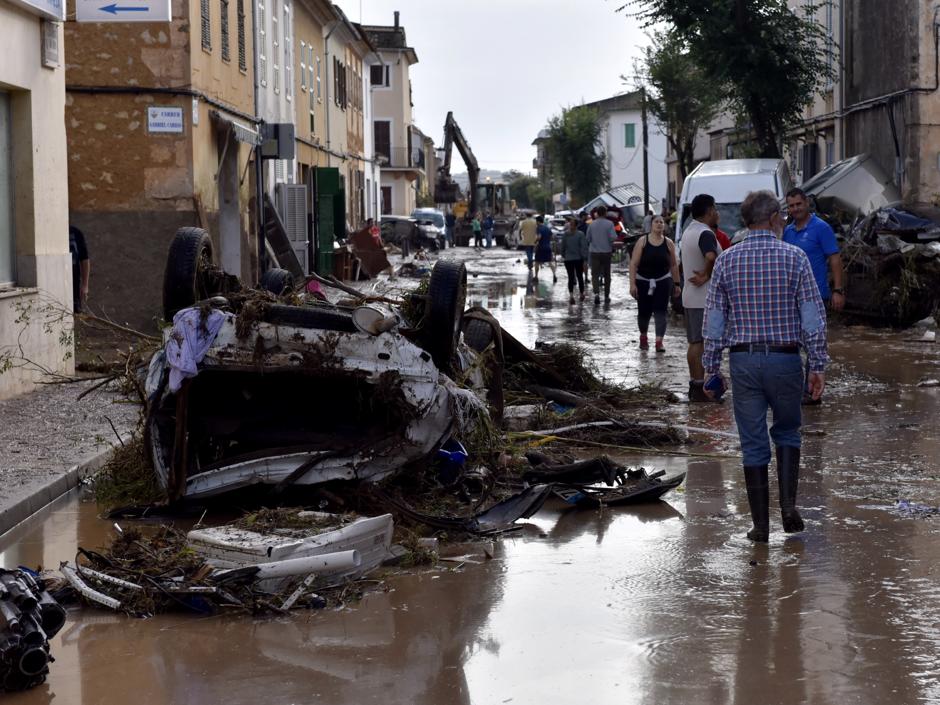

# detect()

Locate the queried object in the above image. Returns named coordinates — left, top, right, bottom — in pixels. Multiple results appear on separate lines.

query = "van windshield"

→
left=678, top=203, right=745, bottom=241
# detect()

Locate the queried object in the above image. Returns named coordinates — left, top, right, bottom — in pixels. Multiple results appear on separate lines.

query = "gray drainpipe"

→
left=251, top=0, right=265, bottom=279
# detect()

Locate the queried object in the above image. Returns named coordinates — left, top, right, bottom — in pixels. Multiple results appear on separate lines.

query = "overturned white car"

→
left=145, top=227, right=483, bottom=501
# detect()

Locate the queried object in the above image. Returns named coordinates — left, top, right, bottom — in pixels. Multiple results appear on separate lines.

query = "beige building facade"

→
left=363, top=14, right=419, bottom=216
left=0, top=0, right=73, bottom=399
left=65, top=0, right=258, bottom=332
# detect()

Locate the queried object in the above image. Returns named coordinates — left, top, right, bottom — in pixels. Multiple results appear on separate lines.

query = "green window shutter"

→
left=624, top=123, right=636, bottom=149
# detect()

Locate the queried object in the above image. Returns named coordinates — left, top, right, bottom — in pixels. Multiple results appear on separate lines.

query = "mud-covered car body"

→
left=148, top=228, right=475, bottom=501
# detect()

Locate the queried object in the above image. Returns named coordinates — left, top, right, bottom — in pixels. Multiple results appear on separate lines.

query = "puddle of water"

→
left=3, top=247, right=940, bottom=704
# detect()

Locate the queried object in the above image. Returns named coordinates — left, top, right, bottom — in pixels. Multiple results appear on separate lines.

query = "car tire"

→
left=163, top=227, right=214, bottom=320
left=261, top=303, right=358, bottom=333
left=462, top=317, right=494, bottom=353
left=260, top=268, right=295, bottom=296
left=425, top=260, right=467, bottom=372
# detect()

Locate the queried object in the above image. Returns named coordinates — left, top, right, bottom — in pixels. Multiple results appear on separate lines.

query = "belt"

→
left=730, top=343, right=799, bottom=354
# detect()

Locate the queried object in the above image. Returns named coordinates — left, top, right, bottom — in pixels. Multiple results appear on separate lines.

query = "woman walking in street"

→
left=560, top=218, right=588, bottom=302
left=534, top=216, right=557, bottom=281
left=629, top=214, right=681, bottom=352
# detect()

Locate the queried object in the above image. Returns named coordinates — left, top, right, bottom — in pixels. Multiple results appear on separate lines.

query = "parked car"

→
left=676, top=159, right=793, bottom=243
left=380, top=215, right=440, bottom=252
left=410, top=208, right=447, bottom=250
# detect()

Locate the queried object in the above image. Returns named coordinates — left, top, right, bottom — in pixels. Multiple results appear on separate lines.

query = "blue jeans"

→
left=729, top=352, right=803, bottom=466
left=445, top=225, right=454, bottom=245
left=484, top=228, right=494, bottom=248
left=524, top=245, right=534, bottom=267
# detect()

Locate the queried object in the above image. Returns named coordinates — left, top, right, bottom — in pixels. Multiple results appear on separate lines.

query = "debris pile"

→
left=840, top=208, right=940, bottom=325
left=0, top=568, right=67, bottom=692
left=55, top=510, right=400, bottom=617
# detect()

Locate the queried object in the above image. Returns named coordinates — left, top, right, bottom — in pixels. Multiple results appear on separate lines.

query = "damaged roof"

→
left=360, top=22, right=419, bottom=63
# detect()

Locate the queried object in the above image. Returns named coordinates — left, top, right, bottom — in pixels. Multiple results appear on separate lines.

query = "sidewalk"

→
left=0, top=379, right=138, bottom=536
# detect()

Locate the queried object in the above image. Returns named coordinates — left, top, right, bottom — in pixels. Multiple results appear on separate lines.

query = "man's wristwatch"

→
left=832, top=288, right=845, bottom=295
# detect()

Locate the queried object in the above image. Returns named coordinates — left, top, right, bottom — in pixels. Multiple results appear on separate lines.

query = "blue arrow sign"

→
left=78, top=0, right=168, bottom=22
left=99, top=3, right=149, bottom=12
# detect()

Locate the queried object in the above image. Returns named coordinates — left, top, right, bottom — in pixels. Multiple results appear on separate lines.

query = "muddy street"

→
left=4, top=248, right=940, bottom=705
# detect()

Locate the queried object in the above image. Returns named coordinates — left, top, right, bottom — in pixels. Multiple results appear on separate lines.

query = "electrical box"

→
left=260, top=123, right=295, bottom=160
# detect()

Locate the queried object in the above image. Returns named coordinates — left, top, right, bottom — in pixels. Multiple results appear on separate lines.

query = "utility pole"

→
left=641, top=86, right=650, bottom=212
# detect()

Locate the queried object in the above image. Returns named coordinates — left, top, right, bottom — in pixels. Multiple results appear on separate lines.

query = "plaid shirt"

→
left=703, top=231, right=829, bottom=374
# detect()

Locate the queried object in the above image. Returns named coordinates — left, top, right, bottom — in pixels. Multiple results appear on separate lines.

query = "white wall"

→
left=1, top=2, right=73, bottom=399
left=599, top=109, right=669, bottom=203
left=257, top=0, right=295, bottom=191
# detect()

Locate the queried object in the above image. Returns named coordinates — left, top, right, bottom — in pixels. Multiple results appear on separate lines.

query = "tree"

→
left=545, top=106, right=608, bottom=204
left=628, top=0, right=835, bottom=158
left=633, top=30, right=723, bottom=179
left=502, top=170, right=549, bottom=210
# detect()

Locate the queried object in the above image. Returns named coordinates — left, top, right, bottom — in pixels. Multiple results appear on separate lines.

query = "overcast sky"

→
left=358, top=0, right=653, bottom=176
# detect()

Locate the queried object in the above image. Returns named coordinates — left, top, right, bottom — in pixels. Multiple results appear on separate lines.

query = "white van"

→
left=676, top=159, right=793, bottom=242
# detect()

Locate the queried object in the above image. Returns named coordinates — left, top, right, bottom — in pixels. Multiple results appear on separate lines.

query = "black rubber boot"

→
left=743, top=465, right=769, bottom=542
left=776, top=445, right=805, bottom=533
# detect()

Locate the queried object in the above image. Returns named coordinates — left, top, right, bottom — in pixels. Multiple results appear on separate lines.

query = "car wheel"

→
left=462, top=317, right=494, bottom=353
left=259, top=268, right=295, bottom=296
left=261, top=304, right=358, bottom=333
left=425, top=260, right=467, bottom=373
left=163, top=227, right=215, bottom=320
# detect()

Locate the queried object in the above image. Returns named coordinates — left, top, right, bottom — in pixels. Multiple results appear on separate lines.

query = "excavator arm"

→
left=436, top=112, right=480, bottom=217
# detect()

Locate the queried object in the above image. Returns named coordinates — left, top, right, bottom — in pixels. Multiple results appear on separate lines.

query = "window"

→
left=316, top=55, right=321, bottom=101
left=220, top=0, right=230, bottom=62
left=370, top=63, right=389, bottom=87
left=299, top=40, right=306, bottom=91
left=236, top=0, right=246, bottom=71
left=200, top=0, right=211, bottom=51
left=0, top=92, right=13, bottom=286
left=272, top=0, right=279, bottom=93
left=283, top=2, right=291, bottom=100
left=258, top=0, right=266, bottom=85
left=333, top=57, right=347, bottom=109
left=624, top=123, right=636, bottom=149
left=309, top=110, right=315, bottom=135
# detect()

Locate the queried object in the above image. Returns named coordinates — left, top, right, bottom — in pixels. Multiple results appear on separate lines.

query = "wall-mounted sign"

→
left=147, top=106, right=184, bottom=134
left=7, top=0, right=64, bottom=21
left=76, top=0, right=170, bottom=22
left=41, top=20, right=60, bottom=69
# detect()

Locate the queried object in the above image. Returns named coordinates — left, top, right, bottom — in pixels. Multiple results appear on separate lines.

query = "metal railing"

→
left=376, top=147, right=424, bottom=169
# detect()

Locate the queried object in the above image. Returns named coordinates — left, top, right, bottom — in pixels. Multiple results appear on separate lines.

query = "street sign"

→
left=76, top=0, right=170, bottom=22
left=147, top=106, right=184, bottom=134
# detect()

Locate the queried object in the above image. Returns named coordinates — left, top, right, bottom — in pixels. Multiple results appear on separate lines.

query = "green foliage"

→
left=416, top=189, right=436, bottom=208
left=633, top=30, right=723, bottom=179
left=502, top=170, right=550, bottom=210
left=628, top=0, right=836, bottom=157
left=545, top=106, right=608, bottom=204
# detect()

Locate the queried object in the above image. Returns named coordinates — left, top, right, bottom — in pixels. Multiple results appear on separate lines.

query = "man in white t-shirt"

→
left=679, top=193, right=721, bottom=402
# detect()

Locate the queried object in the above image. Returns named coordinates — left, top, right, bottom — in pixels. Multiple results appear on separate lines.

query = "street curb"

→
left=0, top=444, right=118, bottom=539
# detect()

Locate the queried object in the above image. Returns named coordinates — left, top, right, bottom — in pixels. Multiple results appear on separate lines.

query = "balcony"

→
left=376, top=147, right=424, bottom=171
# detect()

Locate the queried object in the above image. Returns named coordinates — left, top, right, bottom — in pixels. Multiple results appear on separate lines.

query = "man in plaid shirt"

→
left=702, top=190, right=829, bottom=543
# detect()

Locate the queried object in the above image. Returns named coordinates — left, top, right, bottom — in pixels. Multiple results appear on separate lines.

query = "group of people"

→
left=688, top=188, right=841, bottom=544
left=517, top=208, right=621, bottom=305
left=519, top=189, right=841, bottom=546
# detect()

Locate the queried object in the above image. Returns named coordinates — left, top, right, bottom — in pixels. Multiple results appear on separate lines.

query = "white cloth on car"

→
left=166, top=307, right=229, bottom=392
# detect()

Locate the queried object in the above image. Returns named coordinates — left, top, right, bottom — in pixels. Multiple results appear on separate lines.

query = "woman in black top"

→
left=629, top=215, right=681, bottom=352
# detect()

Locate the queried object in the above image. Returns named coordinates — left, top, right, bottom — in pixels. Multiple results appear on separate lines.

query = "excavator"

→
left=435, top=111, right=516, bottom=245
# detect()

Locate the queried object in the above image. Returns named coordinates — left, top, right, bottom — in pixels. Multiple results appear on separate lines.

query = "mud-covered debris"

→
left=0, top=568, right=67, bottom=693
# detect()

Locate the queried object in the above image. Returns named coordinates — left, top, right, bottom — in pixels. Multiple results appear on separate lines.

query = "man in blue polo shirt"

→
left=784, top=187, right=844, bottom=404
